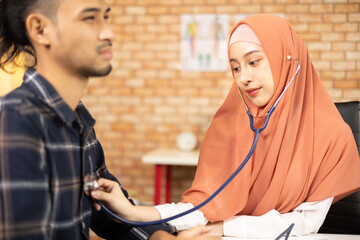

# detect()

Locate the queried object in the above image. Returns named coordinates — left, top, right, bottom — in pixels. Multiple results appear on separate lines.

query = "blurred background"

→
left=0, top=0, right=359, bottom=239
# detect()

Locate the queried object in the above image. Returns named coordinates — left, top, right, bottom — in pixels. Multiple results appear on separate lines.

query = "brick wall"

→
left=85, top=0, right=359, bottom=238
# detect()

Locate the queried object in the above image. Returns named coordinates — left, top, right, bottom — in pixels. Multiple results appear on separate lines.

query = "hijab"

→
left=181, top=14, right=360, bottom=222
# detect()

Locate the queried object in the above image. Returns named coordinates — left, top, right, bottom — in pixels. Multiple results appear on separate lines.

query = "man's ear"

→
left=25, top=13, right=52, bottom=47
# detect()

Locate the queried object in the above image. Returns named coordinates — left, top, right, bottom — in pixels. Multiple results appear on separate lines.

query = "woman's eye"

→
left=249, top=59, right=260, bottom=66
left=232, top=67, right=240, bottom=72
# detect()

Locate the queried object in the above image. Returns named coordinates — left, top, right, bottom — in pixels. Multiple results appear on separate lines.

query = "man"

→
left=0, top=0, right=219, bottom=239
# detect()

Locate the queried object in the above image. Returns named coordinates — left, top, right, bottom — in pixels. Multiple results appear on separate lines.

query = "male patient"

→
left=0, top=0, right=219, bottom=239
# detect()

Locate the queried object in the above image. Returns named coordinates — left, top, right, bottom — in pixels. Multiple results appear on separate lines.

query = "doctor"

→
left=91, top=14, right=360, bottom=238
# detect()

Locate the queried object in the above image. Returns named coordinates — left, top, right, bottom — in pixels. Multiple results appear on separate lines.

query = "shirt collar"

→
left=23, top=68, right=95, bottom=129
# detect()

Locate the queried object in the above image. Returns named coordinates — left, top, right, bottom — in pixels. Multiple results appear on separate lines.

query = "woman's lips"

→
left=246, top=88, right=261, bottom=97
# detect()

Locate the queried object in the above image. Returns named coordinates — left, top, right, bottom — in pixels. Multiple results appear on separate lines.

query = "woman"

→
left=91, top=14, right=360, bottom=238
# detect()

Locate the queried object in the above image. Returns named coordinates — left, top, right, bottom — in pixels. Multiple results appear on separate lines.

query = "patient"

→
left=91, top=14, right=360, bottom=238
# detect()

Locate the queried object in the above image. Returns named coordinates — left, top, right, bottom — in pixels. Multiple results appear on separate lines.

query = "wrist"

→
left=121, top=204, right=139, bottom=221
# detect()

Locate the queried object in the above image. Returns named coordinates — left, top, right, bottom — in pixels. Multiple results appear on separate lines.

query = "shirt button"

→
left=82, top=222, right=86, bottom=229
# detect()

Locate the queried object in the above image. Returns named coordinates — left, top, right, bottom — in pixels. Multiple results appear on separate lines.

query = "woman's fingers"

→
left=96, top=178, right=117, bottom=191
left=178, top=226, right=212, bottom=238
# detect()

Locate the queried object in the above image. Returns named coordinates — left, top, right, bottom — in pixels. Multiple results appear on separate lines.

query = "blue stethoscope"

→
left=92, top=56, right=300, bottom=238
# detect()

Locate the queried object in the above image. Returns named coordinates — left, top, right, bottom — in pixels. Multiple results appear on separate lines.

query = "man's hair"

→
left=0, top=0, right=58, bottom=70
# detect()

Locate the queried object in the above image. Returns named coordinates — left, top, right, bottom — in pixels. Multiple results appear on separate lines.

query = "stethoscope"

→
left=88, top=55, right=301, bottom=239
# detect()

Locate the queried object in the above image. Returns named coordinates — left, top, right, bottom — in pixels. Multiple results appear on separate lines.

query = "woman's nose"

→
left=239, top=68, right=253, bottom=85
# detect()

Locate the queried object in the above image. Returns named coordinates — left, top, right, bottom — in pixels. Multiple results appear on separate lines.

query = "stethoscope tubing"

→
left=97, top=126, right=263, bottom=226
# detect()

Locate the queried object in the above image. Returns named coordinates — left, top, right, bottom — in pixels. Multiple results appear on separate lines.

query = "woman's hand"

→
left=150, top=226, right=222, bottom=240
left=177, top=225, right=221, bottom=239
left=205, top=221, right=224, bottom=236
left=90, top=178, right=135, bottom=219
left=90, top=178, right=161, bottom=222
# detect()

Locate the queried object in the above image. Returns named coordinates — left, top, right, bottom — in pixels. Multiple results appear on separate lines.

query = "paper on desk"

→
left=222, top=234, right=360, bottom=240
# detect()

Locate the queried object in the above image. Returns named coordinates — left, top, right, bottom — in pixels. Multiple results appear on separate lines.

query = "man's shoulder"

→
left=0, top=85, right=46, bottom=116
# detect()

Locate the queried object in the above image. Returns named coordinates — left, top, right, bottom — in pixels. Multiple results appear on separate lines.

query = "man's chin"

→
left=81, top=65, right=112, bottom=77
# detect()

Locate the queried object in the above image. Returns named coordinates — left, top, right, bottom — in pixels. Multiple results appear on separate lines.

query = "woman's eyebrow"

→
left=229, top=50, right=262, bottom=62
left=243, top=50, right=262, bottom=58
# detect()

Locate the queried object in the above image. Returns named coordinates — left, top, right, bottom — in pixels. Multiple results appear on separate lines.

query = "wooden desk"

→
left=141, top=148, right=199, bottom=205
left=222, top=234, right=360, bottom=240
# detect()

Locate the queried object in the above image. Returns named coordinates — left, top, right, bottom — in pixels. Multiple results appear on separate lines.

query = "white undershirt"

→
left=154, top=197, right=333, bottom=238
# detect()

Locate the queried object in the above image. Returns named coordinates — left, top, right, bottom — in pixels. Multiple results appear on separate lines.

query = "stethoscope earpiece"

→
left=287, top=55, right=292, bottom=61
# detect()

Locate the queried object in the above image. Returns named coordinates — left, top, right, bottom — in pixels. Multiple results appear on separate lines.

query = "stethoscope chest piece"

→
left=84, top=174, right=99, bottom=192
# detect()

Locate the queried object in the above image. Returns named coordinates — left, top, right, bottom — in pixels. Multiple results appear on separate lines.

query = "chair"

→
left=318, top=101, right=360, bottom=234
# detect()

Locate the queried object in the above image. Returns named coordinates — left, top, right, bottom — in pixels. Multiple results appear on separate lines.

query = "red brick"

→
left=307, top=42, right=332, bottom=51
left=183, top=0, right=205, bottom=3
left=347, top=71, right=360, bottom=79
left=332, top=42, right=357, bottom=50
left=300, top=0, right=322, bottom=3
left=206, top=0, right=228, bottom=3
left=158, top=15, right=179, bottom=24
left=324, top=0, right=347, bottom=3
left=286, top=5, right=310, bottom=13
left=334, top=80, right=358, bottom=88
left=310, top=4, right=334, bottom=13
left=322, top=71, right=346, bottom=79
left=323, top=14, right=347, bottom=22
left=321, top=33, right=345, bottom=41
left=312, top=61, right=331, bottom=70
left=309, top=24, right=333, bottom=32
left=125, top=6, right=146, bottom=15
left=346, top=51, right=360, bottom=60
left=349, top=13, right=360, bottom=22
left=135, top=16, right=156, bottom=24
left=334, top=4, right=359, bottom=13
left=238, top=5, right=262, bottom=13
left=321, top=52, right=345, bottom=60
left=347, top=33, right=360, bottom=41
left=343, top=89, right=360, bottom=99
left=137, top=0, right=158, bottom=4
left=148, top=6, right=169, bottom=14
left=292, top=23, right=309, bottom=33
left=114, top=16, right=134, bottom=24
left=298, top=14, right=322, bottom=22
left=192, top=6, right=216, bottom=13
left=262, top=5, right=286, bottom=12
left=146, top=25, right=169, bottom=33
left=170, top=6, right=192, bottom=14
left=124, top=25, right=145, bottom=33
left=334, top=23, right=358, bottom=32
left=299, top=33, right=321, bottom=41
left=331, top=61, right=356, bottom=71
left=215, top=5, right=239, bottom=13
left=229, top=0, right=251, bottom=3
left=158, top=0, right=182, bottom=5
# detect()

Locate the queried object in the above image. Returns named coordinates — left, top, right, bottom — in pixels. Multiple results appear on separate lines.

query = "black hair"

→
left=0, top=0, right=57, bottom=70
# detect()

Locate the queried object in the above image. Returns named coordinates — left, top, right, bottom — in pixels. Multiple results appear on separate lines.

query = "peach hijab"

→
left=182, top=14, right=360, bottom=222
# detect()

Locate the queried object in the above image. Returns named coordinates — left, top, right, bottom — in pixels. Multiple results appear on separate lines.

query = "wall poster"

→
left=181, top=14, right=229, bottom=72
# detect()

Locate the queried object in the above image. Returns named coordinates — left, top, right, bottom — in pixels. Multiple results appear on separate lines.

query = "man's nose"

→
left=99, top=23, right=114, bottom=41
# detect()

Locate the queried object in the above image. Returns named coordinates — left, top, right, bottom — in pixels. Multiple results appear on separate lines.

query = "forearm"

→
left=223, top=197, right=333, bottom=238
left=155, top=202, right=209, bottom=230
left=149, top=230, right=177, bottom=240
left=124, top=205, right=162, bottom=222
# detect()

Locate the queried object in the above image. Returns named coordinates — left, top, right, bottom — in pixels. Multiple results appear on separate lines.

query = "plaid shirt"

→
left=0, top=68, right=173, bottom=240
